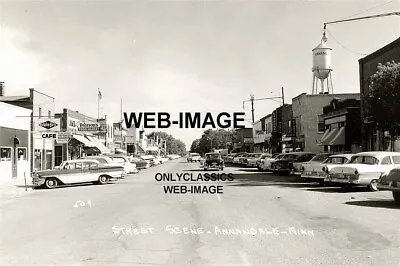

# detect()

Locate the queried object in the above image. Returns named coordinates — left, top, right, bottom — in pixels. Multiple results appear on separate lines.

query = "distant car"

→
left=272, top=152, right=316, bottom=175
left=293, top=153, right=334, bottom=176
left=203, top=153, right=224, bottom=171
left=129, top=156, right=150, bottom=169
left=255, top=153, right=273, bottom=170
left=105, top=155, right=139, bottom=174
left=187, top=153, right=202, bottom=162
left=327, top=151, right=400, bottom=191
left=260, top=153, right=285, bottom=171
left=245, top=153, right=263, bottom=167
left=32, top=159, right=125, bottom=189
left=377, top=165, right=400, bottom=203
left=141, top=155, right=157, bottom=166
left=224, top=153, right=237, bottom=164
left=302, top=154, right=353, bottom=185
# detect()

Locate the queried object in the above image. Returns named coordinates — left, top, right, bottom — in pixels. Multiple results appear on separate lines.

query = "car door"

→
left=66, top=162, right=86, bottom=184
left=380, top=156, right=394, bottom=174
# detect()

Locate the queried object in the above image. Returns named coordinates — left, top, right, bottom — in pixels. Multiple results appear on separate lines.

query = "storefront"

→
left=0, top=102, right=31, bottom=181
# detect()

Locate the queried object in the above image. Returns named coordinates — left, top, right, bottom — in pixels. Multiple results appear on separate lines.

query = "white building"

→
left=0, top=102, right=31, bottom=181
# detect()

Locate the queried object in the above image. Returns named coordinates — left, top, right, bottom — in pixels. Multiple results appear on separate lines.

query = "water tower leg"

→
left=321, top=79, right=324, bottom=94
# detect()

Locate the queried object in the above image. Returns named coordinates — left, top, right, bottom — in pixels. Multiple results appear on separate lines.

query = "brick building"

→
left=292, top=93, right=360, bottom=153
left=359, top=37, right=400, bottom=152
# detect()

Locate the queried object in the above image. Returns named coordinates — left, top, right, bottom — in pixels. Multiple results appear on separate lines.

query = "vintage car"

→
left=129, top=156, right=150, bottom=169
left=84, top=155, right=138, bottom=174
left=232, top=153, right=247, bottom=165
left=327, top=151, right=400, bottom=191
left=223, top=153, right=237, bottom=164
left=255, top=153, right=273, bottom=169
left=294, top=153, right=334, bottom=176
left=187, top=153, right=202, bottom=162
left=32, top=159, right=125, bottom=189
left=260, top=153, right=284, bottom=171
left=203, top=153, right=224, bottom=171
left=245, top=153, right=262, bottom=167
left=272, top=152, right=316, bottom=175
left=377, top=165, right=400, bottom=203
left=141, top=155, right=157, bottom=166
left=302, top=153, right=354, bottom=185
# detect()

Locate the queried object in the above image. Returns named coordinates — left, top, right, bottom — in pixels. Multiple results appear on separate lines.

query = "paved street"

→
left=1, top=158, right=399, bottom=266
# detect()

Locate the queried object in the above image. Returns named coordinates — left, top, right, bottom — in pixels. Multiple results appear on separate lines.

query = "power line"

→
left=340, top=1, right=394, bottom=21
left=326, top=28, right=369, bottom=56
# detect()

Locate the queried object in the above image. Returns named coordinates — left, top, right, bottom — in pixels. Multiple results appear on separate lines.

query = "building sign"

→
left=78, top=123, right=100, bottom=132
left=255, top=130, right=265, bottom=135
left=41, top=133, right=57, bottom=139
left=35, top=118, right=60, bottom=132
left=57, top=132, right=71, bottom=144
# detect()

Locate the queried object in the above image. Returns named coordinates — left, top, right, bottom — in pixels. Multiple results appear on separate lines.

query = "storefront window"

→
left=34, top=149, right=42, bottom=170
left=0, top=147, right=12, bottom=161
left=45, top=150, right=53, bottom=169
left=17, top=148, right=27, bottom=160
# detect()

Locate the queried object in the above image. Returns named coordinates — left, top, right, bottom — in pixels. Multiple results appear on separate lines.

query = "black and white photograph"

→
left=0, top=0, right=399, bottom=265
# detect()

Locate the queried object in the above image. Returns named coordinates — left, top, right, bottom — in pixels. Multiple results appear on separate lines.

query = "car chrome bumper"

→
left=32, top=178, right=45, bottom=186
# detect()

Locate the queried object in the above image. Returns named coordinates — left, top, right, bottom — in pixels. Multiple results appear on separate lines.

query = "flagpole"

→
left=97, top=88, right=100, bottom=121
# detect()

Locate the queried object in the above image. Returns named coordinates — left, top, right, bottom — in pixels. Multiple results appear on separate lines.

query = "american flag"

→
left=98, top=89, right=102, bottom=100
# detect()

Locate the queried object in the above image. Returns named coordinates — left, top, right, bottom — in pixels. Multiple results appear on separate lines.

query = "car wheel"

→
left=44, top=178, right=58, bottom=189
left=392, top=191, right=400, bottom=203
left=369, top=179, right=379, bottom=192
left=98, top=175, right=109, bottom=185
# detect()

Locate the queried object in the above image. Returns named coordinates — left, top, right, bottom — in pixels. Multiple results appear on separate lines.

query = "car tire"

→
left=44, top=178, right=58, bottom=189
left=369, top=179, right=379, bottom=192
left=98, top=175, right=109, bottom=185
left=392, top=191, right=400, bottom=203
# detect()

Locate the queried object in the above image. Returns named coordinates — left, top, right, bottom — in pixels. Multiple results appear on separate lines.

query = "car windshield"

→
left=206, top=154, right=220, bottom=159
left=260, top=154, right=270, bottom=159
left=311, top=154, right=330, bottom=162
left=191, top=153, right=200, bottom=156
left=283, top=154, right=299, bottom=160
left=349, top=155, right=379, bottom=165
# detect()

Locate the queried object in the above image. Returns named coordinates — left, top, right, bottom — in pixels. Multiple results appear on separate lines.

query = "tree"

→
left=366, top=61, right=400, bottom=150
left=189, top=129, right=236, bottom=155
left=147, top=131, right=186, bottom=155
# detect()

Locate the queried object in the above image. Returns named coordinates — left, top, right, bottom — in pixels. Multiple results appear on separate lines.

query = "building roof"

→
left=359, top=37, right=400, bottom=63
left=0, top=96, right=30, bottom=102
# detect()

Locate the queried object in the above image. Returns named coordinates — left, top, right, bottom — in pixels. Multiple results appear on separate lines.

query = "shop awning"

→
left=146, top=146, right=159, bottom=151
left=320, top=129, right=330, bottom=143
left=82, top=147, right=101, bottom=154
left=318, top=128, right=339, bottom=146
left=115, top=148, right=127, bottom=154
left=86, top=136, right=111, bottom=154
left=329, top=127, right=345, bottom=145
left=72, top=134, right=96, bottom=147
left=135, top=143, right=145, bottom=153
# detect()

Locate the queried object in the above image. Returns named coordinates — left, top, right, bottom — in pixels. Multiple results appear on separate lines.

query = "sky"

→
left=1, top=0, right=399, bottom=150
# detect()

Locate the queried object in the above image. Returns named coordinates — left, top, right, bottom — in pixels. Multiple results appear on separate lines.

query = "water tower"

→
left=312, top=31, right=333, bottom=94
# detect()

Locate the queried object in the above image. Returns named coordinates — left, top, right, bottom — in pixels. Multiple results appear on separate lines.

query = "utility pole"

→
left=281, top=87, right=285, bottom=105
left=243, top=89, right=284, bottom=123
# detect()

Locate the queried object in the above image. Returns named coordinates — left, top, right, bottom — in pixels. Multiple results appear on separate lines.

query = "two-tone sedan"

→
left=327, top=151, right=400, bottom=191
left=377, top=165, right=400, bottom=203
left=272, top=152, right=316, bottom=175
left=302, top=154, right=353, bottom=185
left=32, top=159, right=125, bottom=189
left=294, top=153, right=334, bottom=176
left=203, top=153, right=224, bottom=171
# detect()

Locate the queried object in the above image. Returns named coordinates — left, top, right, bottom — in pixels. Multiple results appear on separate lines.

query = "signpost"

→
left=57, top=132, right=71, bottom=144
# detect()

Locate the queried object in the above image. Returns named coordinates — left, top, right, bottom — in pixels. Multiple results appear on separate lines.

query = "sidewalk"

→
left=0, top=177, right=35, bottom=203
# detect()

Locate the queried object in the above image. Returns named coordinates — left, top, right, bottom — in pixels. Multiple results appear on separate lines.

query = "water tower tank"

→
left=312, top=42, right=332, bottom=80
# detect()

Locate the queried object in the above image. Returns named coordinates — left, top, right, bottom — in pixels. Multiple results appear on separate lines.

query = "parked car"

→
left=104, top=155, right=139, bottom=174
left=81, top=155, right=135, bottom=175
left=203, top=153, right=224, bottom=171
left=32, top=159, right=125, bottom=189
left=245, top=153, right=263, bottom=167
left=232, top=153, right=246, bottom=164
left=256, top=153, right=273, bottom=170
left=294, top=153, right=334, bottom=176
left=272, top=152, right=316, bottom=175
left=302, top=154, right=353, bottom=185
left=141, top=155, right=156, bottom=166
left=160, top=156, right=170, bottom=163
left=129, top=156, right=150, bottom=169
left=377, top=165, right=400, bottom=203
left=224, top=153, right=237, bottom=164
left=187, top=153, right=202, bottom=162
left=327, top=151, right=400, bottom=191
left=260, top=153, right=285, bottom=171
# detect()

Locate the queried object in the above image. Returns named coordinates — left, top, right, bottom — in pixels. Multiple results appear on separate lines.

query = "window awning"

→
left=82, top=147, right=101, bottom=154
left=86, top=136, right=111, bottom=154
left=320, top=129, right=330, bottom=143
left=318, top=128, right=339, bottom=146
left=329, top=127, right=345, bottom=145
left=72, top=134, right=96, bottom=147
left=135, top=143, right=145, bottom=153
left=115, top=148, right=127, bottom=154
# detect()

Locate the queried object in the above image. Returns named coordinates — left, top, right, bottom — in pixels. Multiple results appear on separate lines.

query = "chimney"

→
left=0, top=81, right=4, bottom=96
